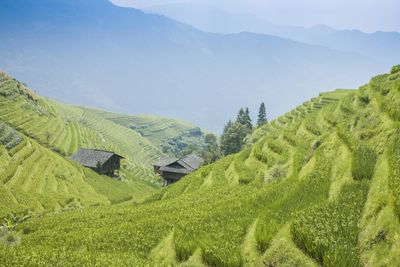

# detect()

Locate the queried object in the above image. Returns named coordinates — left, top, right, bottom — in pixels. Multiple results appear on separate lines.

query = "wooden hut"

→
left=71, top=148, right=124, bottom=176
left=154, top=153, right=204, bottom=185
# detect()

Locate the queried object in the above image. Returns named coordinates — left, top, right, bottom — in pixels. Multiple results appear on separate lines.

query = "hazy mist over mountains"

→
left=144, top=3, right=400, bottom=65
left=0, top=0, right=397, bottom=132
left=112, top=0, right=400, bottom=33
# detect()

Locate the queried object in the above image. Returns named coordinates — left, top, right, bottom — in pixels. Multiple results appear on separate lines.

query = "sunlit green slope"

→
left=0, top=71, right=207, bottom=181
left=0, top=71, right=165, bottom=182
left=0, top=120, right=156, bottom=219
left=0, top=72, right=163, bottom=216
left=251, top=88, right=355, bottom=142
left=2, top=66, right=400, bottom=266
left=0, top=70, right=210, bottom=219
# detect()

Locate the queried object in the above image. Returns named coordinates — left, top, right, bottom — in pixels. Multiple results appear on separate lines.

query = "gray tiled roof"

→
left=71, top=148, right=123, bottom=168
left=154, top=157, right=177, bottom=167
left=154, top=153, right=204, bottom=173
left=178, top=154, right=204, bottom=171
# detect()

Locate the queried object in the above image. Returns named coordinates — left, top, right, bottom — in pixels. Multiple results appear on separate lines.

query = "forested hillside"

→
left=2, top=67, right=399, bottom=266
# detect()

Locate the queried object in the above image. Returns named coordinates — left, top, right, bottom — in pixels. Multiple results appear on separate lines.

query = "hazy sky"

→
left=111, top=0, right=400, bottom=32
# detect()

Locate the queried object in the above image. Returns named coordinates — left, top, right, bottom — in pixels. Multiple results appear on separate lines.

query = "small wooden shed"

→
left=154, top=153, right=204, bottom=185
left=71, top=148, right=124, bottom=176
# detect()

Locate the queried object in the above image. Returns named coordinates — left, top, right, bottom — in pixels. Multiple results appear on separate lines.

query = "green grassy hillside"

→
left=0, top=133, right=152, bottom=216
left=0, top=72, right=162, bottom=217
left=0, top=71, right=164, bottom=180
left=0, top=70, right=211, bottom=219
left=87, top=109, right=207, bottom=157
left=2, top=67, right=400, bottom=266
left=251, top=89, right=355, bottom=142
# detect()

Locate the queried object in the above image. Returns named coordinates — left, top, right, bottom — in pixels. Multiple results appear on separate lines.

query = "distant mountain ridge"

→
left=145, top=3, right=400, bottom=65
left=0, top=0, right=387, bottom=131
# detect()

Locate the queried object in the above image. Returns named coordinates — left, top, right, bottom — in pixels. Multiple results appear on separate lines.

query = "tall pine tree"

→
left=236, top=108, right=246, bottom=125
left=257, top=102, right=268, bottom=127
left=236, top=107, right=252, bottom=132
left=220, top=122, right=247, bottom=155
left=244, top=107, right=252, bottom=130
left=223, top=120, right=233, bottom=135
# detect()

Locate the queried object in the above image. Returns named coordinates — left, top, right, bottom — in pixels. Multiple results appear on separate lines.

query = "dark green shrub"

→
left=312, top=140, right=322, bottom=150
left=6, top=233, right=18, bottom=244
left=264, top=166, right=286, bottom=183
left=358, top=94, right=370, bottom=105
left=351, top=145, right=377, bottom=180
left=0, top=122, right=23, bottom=150
left=238, top=175, right=253, bottom=185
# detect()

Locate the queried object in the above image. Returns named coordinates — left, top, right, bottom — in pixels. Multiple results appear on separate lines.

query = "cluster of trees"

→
left=201, top=133, right=222, bottom=164
left=220, top=107, right=253, bottom=155
left=201, top=103, right=268, bottom=163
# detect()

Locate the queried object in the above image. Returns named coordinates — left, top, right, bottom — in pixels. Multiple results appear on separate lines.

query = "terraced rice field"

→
left=2, top=68, right=399, bottom=266
left=0, top=72, right=161, bottom=216
left=0, top=132, right=155, bottom=218
left=87, top=109, right=206, bottom=157
left=88, top=110, right=196, bottom=140
left=0, top=72, right=162, bottom=184
left=252, top=89, right=354, bottom=142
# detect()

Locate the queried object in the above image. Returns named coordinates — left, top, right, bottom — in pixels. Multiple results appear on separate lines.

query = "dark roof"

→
left=154, top=157, right=177, bottom=168
left=71, top=148, right=123, bottom=168
left=178, top=154, right=204, bottom=171
left=154, top=153, right=204, bottom=173
left=159, top=166, right=190, bottom=174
